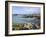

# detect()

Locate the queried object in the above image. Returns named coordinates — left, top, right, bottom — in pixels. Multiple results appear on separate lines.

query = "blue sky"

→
left=12, top=6, right=40, bottom=14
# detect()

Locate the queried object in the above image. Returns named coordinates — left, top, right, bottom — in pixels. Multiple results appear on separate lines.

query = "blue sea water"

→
left=12, top=15, right=40, bottom=25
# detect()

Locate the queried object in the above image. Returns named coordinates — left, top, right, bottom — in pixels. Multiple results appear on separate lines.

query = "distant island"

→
left=12, top=13, right=40, bottom=19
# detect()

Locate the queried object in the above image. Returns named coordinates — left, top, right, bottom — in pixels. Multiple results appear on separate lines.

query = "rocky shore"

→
left=12, top=23, right=40, bottom=30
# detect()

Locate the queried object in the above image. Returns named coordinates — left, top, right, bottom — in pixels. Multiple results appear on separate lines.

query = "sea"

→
left=12, top=14, right=40, bottom=25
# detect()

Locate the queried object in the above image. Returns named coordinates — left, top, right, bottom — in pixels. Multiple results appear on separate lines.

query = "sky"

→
left=12, top=6, right=40, bottom=14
